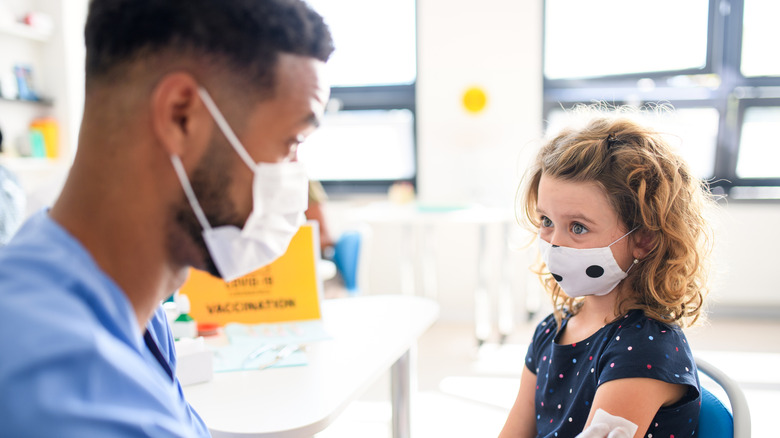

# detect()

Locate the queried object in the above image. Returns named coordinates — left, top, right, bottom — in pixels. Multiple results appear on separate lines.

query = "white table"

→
left=183, top=295, right=439, bottom=438
left=350, top=202, right=515, bottom=344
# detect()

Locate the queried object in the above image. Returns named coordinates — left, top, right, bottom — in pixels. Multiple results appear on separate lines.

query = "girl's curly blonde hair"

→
left=519, top=106, right=715, bottom=328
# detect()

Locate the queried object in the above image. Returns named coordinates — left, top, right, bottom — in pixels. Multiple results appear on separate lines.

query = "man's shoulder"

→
left=0, top=210, right=134, bottom=325
left=0, top=210, right=143, bottom=378
left=0, top=223, right=105, bottom=337
left=0, top=211, right=86, bottom=282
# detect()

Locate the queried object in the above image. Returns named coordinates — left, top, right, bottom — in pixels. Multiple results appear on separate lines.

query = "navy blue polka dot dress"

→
left=525, top=310, right=701, bottom=438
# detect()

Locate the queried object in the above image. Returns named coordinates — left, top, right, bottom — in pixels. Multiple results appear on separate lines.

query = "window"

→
left=740, top=0, right=780, bottom=78
left=300, top=0, right=417, bottom=194
left=544, top=0, right=711, bottom=80
left=543, top=0, right=780, bottom=199
left=546, top=106, right=719, bottom=180
left=736, top=101, right=780, bottom=179
left=298, top=109, right=415, bottom=183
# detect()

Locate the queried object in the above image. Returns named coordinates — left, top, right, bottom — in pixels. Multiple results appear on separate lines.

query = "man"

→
left=0, top=0, right=333, bottom=436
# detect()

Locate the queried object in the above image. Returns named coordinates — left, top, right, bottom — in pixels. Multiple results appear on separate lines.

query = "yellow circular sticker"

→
left=462, top=86, right=488, bottom=114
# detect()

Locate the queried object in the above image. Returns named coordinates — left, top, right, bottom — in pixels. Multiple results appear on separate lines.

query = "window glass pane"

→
left=740, top=0, right=780, bottom=77
left=544, top=0, right=710, bottom=79
left=297, top=109, right=416, bottom=181
left=649, top=108, right=719, bottom=180
left=545, top=106, right=718, bottom=179
left=736, top=106, right=780, bottom=178
left=307, top=0, right=416, bottom=87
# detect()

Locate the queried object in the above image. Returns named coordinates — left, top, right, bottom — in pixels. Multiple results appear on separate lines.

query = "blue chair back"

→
left=333, top=231, right=362, bottom=295
left=698, top=385, right=734, bottom=438
left=695, top=356, right=751, bottom=438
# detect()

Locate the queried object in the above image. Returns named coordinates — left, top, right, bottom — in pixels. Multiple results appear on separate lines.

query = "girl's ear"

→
left=632, top=230, right=656, bottom=259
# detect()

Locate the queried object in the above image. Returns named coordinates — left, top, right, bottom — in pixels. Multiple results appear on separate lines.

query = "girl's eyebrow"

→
left=565, top=213, right=597, bottom=225
left=536, top=209, right=597, bottom=226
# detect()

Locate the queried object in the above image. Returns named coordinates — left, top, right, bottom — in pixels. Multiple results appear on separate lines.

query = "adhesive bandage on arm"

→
left=574, top=408, right=639, bottom=438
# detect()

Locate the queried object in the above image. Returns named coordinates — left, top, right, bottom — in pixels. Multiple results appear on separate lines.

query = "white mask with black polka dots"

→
left=538, top=229, right=636, bottom=298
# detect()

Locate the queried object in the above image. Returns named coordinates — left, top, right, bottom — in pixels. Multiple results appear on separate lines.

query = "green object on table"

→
left=415, top=203, right=470, bottom=213
left=29, top=129, right=46, bottom=157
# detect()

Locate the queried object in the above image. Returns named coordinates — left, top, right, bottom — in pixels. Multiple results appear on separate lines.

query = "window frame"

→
left=306, top=1, right=419, bottom=196
left=317, top=84, right=417, bottom=196
left=542, top=0, right=780, bottom=200
left=542, top=0, right=720, bottom=84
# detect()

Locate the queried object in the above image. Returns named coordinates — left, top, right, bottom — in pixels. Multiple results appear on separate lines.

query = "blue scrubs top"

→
left=0, top=211, right=210, bottom=437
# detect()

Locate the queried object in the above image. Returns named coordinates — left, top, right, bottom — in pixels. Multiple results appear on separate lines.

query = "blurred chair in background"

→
left=332, top=230, right=362, bottom=295
left=305, top=180, right=335, bottom=257
left=304, top=179, right=370, bottom=296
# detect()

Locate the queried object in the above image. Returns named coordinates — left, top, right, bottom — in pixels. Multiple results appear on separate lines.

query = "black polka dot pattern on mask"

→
left=586, top=265, right=604, bottom=278
left=552, top=273, right=563, bottom=282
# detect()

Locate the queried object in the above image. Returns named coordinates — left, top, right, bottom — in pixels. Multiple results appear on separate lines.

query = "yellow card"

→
left=180, top=222, right=322, bottom=325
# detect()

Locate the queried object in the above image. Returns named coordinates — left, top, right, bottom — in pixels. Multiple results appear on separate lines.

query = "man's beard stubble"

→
left=168, top=137, right=242, bottom=279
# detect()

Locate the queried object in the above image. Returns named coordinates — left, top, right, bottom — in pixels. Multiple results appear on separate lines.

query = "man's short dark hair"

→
left=84, top=0, right=334, bottom=93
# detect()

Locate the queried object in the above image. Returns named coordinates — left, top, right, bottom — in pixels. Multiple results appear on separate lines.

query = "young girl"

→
left=499, top=110, right=714, bottom=438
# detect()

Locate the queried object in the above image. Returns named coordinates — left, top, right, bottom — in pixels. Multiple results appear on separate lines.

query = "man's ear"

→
left=149, top=73, right=211, bottom=159
left=632, top=230, right=656, bottom=259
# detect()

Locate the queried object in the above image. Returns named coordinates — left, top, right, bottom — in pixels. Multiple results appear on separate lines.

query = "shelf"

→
left=0, top=156, right=64, bottom=172
left=0, top=96, right=54, bottom=107
left=0, top=21, right=51, bottom=42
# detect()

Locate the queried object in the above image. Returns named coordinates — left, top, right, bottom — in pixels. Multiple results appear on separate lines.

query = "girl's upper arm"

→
left=584, top=378, right=687, bottom=438
left=498, top=366, right=538, bottom=438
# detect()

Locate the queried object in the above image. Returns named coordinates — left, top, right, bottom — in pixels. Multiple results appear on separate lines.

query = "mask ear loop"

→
left=624, top=258, right=640, bottom=274
left=608, top=226, right=641, bottom=274
left=170, top=155, right=212, bottom=232
left=608, top=226, right=639, bottom=247
left=197, top=87, right=257, bottom=172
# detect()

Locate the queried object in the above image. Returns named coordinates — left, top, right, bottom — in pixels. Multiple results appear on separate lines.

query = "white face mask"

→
left=538, top=229, right=637, bottom=298
left=170, top=87, right=309, bottom=282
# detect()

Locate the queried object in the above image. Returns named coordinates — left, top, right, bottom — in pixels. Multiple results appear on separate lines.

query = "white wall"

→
left=416, top=0, right=542, bottom=210
left=413, top=0, right=543, bottom=323
left=707, top=202, right=780, bottom=315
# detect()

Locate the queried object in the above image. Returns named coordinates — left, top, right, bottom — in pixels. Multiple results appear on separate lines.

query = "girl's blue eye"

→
left=541, top=216, right=553, bottom=228
left=572, top=223, right=588, bottom=235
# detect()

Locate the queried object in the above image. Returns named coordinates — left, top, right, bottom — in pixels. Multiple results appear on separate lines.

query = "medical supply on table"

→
left=172, top=294, right=197, bottom=340
left=213, top=342, right=307, bottom=372
left=174, top=337, right=214, bottom=386
left=197, top=321, right=219, bottom=337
